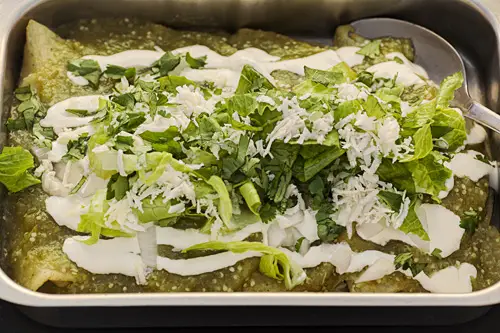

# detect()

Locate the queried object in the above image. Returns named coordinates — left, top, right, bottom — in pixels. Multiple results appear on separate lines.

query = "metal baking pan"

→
left=1, top=0, right=500, bottom=327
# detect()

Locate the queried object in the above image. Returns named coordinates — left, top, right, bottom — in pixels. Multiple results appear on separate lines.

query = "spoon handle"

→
left=465, top=101, right=500, bottom=133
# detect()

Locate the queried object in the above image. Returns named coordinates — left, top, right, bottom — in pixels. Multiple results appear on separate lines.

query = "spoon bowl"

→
left=351, top=18, right=500, bottom=133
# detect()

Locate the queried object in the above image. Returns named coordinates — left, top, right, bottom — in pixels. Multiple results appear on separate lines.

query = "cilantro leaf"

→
left=394, top=252, right=426, bottom=276
left=67, top=59, right=102, bottom=88
left=153, top=52, right=181, bottom=77
left=112, top=93, right=136, bottom=109
left=316, top=202, right=345, bottom=242
left=431, top=248, right=443, bottom=259
left=185, top=52, right=207, bottom=69
left=222, top=135, right=250, bottom=179
left=104, top=64, right=136, bottom=80
left=63, top=133, right=89, bottom=161
left=106, top=173, right=130, bottom=200
left=460, top=208, right=479, bottom=234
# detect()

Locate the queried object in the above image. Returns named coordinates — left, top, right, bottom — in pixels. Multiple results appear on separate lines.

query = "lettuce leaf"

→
left=207, top=175, right=232, bottom=225
left=399, top=197, right=429, bottom=240
left=135, top=197, right=182, bottom=223
left=335, top=100, right=362, bottom=120
left=0, top=146, right=40, bottom=192
left=400, top=124, right=432, bottom=162
left=302, top=146, right=345, bottom=182
left=436, top=72, right=463, bottom=110
left=183, top=241, right=306, bottom=289
left=356, top=40, right=381, bottom=58
left=363, top=95, right=385, bottom=119
left=77, top=189, right=131, bottom=245
left=236, top=65, right=275, bottom=94
left=304, top=62, right=356, bottom=86
left=292, top=79, right=334, bottom=96
left=431, top=108, right=466, bottom=151
left=239, top=181, right=261, bottom=215
left=304, top=67, right=344, bottom=86
left=406, top=154, right=452, bottom=200
left=376, top=158, right=415, bottom=193
left=402, top=100, right=436, bottom=129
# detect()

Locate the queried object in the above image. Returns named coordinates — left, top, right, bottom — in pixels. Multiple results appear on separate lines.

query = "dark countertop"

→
left=0, top=300, right=497, bottom=332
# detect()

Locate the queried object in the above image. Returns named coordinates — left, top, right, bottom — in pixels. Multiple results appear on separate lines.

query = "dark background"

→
left=0, top=300, right=497, bottom=332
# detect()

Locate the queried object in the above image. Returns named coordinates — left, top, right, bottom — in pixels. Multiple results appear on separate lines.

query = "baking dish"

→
left=0, top=0, right=500, bottom=324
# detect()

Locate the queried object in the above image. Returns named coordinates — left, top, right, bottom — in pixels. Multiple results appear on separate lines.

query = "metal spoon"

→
left=351, top=17, right=500, bottom=133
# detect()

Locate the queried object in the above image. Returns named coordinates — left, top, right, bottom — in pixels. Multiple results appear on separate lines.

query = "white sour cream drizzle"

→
left=366, top=52, right=429, bottom=86
left=40, top=95, right=102, bottom=132
left=357, top=203, right=464, bottom=258
left=63, top=236, right=147, bottom=284
left=413, top=263, right=477, bottom=293
left=68, top=45, right=367, bottom=89
left=335, top=46, right=365, bottom=67
left=156, top=222, right=267, bottom=250
left=54, top=44, right=481, bottom=293
left=46, top=195, right=90, bottom=230
left=447, top=150, right=496, bottom=182
left=466, top=123, right=487, bottom=145
left=83, top=50, right=163, bottom=71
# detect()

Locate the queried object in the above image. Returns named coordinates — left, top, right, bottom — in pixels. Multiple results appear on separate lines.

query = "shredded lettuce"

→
left=77, top=189, right=131, bottom=245
left=239, top=181, right=261, bottom=215
left=0, top=146, right=40, bottom=192
left=207, top=176, right=232, bottom=225
left=135, top=197, right=182, bottom=223
left=183, top=241, right=306, bottom=289
left=356, top=40, right=381, bottom=58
